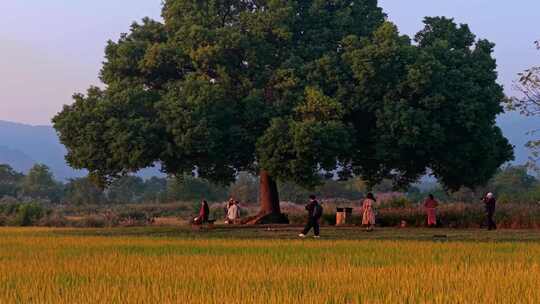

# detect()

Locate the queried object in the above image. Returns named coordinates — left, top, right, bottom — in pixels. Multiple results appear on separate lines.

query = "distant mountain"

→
left=0, top=120, right=161, bottom=180
left=497, top=113, right=540, bottom=165
left=0, top=145, right=35, bottom=173
left=0, top=120, right=84, bottom=180
left=0, top=114, right=537, bottom=180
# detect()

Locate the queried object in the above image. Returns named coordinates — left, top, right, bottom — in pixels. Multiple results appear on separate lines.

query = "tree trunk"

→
left=259, top=170, right=281, bottom=214
left=245, top=170, right=289, bottom=224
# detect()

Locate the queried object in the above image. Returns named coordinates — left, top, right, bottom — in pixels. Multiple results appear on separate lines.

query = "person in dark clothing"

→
left=201, top=200, right=210, bottom=222
left=193, top=200, right=210, bottom=225
left=299, top=195, right=323, bottom=238
left=483, top=192, right=497, bottom=230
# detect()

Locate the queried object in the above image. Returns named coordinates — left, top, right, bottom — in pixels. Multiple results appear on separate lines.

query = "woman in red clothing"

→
left=193, top=200, right=210, bottom=225
left=424, top=194, right=439, bottom=227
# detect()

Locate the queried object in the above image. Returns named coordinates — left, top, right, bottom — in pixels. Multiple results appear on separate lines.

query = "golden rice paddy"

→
left=0, top=227, right=539, bottom=303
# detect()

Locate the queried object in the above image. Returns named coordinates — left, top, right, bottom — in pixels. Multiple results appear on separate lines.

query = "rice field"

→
left=0, top=227, right=539, bottom=303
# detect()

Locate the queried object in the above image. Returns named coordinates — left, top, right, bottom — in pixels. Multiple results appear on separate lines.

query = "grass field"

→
left=1, top=227, right=539, bottom=303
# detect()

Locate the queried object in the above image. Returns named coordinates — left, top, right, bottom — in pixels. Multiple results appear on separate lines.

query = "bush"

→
left=11, top=203, right=47, bottom=226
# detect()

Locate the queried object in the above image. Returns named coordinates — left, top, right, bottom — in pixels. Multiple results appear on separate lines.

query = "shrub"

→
left=12, top=203, right=46, bottom=226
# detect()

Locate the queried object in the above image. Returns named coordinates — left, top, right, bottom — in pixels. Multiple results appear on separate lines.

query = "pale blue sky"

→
left=0, top=0, right=538, bottom=125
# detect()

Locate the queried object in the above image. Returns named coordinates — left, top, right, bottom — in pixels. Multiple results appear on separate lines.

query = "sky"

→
left=0, top=0, right=538, bottom=126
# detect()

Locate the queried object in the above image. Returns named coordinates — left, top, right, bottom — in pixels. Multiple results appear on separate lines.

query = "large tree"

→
left=53, top=1, right=513, bottom=223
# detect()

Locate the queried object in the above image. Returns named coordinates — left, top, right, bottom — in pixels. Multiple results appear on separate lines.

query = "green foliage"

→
left=64, top=177, right=105, bottom=205
left=0, top=164, right=24, bottom=198
left=52, top=2, right=512, bottom=196
left=488, top=165, right=539, bottom=204
left=107, top=176, right=146, bottom=204
left=229, top=172, right=259, bottom=203
left=490, top=165, right=537, bottom=195
left=408, top=165, right=540, bottom=204
left=12, top=203, right=47, bottom=227
left=0, top=201, right=49, bottom=227
left=140, top=177, right=168, bottom=203
left=279, top=177, right=365, bottom=203
left=407, top=185, right=450, bottom=203
left=20, top=164, right=63, bottom=203
left=167, top=175, right=227, bottom=202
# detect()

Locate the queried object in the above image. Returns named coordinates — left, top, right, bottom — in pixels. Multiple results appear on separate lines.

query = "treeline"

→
left=0, top=164, right=365, bottom=205
left=407, top=165, right=540, bottom=204
left=0, top=163, right=224, bottom=205
left=1, top=163, right=539, bottom=206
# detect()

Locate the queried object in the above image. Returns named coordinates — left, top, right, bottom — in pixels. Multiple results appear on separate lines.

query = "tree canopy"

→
left=53, top=0, right=513, bottom=207
left=20, top=164, right=63, bottom=203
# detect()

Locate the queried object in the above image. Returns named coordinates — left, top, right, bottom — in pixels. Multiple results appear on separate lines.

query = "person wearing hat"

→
left=483, top=192, right=497, bottom=230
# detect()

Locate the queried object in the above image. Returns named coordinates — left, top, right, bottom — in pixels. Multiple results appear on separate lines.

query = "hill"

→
left=0, top=120, right=161, bottom=179
left=0, top=114, right=537, bottom=180
left=0, top=120, right=84, bottom=180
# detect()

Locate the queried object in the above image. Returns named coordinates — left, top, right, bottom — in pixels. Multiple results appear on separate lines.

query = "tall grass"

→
left=0, top=228, right=539, bottom=303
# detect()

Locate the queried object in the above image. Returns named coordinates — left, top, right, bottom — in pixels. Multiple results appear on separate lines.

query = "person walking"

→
left=362, top=193, right=376, bottom=231
left=424, top=194, right=439, bottom=227
left=483, top=192, right=497, bottom=230
left=299, top=195, right=323, bottom=238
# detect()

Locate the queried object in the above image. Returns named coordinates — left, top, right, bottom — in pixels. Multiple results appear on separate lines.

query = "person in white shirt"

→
left=226, top=200, right=241, bottom=224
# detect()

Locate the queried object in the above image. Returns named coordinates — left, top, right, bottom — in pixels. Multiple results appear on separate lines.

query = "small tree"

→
left=20, top=164, right=63, bottom=203
left=107, top=176, right=146, bottom=204
left=0, top=164, right=24, bottom=198
left=141, top=177, right=168, bottom=203
left=64, top=177, right=105, bottom=205
left=167, top=175, right=227, bottom=202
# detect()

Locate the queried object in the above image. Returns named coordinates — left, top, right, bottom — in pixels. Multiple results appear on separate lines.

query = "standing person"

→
left=224, top=198, right=234, bottom=221
left=199, top=200, right=210, bottom=223
left=299, top=195, right=323, bottom=238
left=362, top=193, right=376, bottom=231
left=424, top=194, right=439, bottom=227
left=193, top=200, right=210, bottom=225
left=483, top=192, right=497, bottom=230
left=226, top=200, right=241, bottom=224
